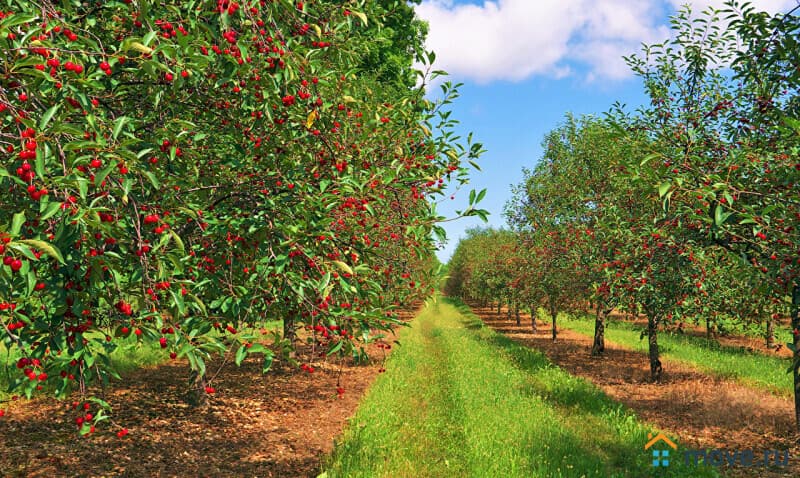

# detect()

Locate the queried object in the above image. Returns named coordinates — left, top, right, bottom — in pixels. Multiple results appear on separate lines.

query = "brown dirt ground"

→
left=0, top=317, right=410, bottom=478
left=474, top=305, right=800, bottom=478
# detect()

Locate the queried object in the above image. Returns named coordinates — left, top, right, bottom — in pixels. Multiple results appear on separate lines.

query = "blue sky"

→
left=418, top=0, right=798, bottom=262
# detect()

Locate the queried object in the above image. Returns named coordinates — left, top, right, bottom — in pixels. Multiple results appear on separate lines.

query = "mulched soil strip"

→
left=0, top=308, right=419, bottom=478
left=474, top=305, right=800, bottom=478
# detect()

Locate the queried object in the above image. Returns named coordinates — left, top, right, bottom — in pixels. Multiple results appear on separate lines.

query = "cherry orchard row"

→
left=447, top=1, right=800, bottom=430
left=0, top=0, right=485, bottom=432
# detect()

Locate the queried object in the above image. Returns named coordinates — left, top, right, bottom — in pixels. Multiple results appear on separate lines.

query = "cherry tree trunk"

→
left=591, top=304, right=608, bottom=356
left=766, top=318, right=775, bottom=349
left=187, top=369, right=209, bottom=408
left=648, top=315, right=663, bottom=382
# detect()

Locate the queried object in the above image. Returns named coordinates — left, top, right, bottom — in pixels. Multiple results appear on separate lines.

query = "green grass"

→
left=559, top=315, right=792, bottom=396
left=323, top=297, right=716, bottom=478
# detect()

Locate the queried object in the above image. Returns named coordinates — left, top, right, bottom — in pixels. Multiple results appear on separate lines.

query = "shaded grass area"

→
left=703, top=318, right=792, bottom=346
left=1, top=321, right=282, bottom=401
left=559, top=315, right=792, bottom=397
left=0, top=335, right=166, bottom=401
left=323, top=297, right=716, bottom=478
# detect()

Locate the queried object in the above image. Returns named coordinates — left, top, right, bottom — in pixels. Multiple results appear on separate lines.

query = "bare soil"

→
left=474, top=305, right=800, bottom=478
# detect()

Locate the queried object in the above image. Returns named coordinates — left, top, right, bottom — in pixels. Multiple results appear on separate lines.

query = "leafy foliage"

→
left=0, top=0, right=485, bottom=429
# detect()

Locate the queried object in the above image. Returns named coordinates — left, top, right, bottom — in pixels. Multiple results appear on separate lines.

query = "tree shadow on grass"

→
left=601, top=317, right=791, bottom=363
left=446, top=299, right=714, bottom=477
left=467, top=302, right=798, bottom=477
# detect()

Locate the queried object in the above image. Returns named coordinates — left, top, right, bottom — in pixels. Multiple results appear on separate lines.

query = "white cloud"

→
left=668, top=0, right=797, bottom=14
left=415, top=0, right=799, bottom=83
left=416, top=0, right=586, bottom=82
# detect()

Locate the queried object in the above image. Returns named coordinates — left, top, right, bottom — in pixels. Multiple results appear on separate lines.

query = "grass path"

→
left=558, top=315, right=793, bottom=397
left=323, top=298, right=715, bottom=478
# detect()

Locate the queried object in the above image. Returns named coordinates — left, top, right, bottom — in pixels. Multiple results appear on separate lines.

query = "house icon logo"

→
left=645, top=432, right=678, bottom=467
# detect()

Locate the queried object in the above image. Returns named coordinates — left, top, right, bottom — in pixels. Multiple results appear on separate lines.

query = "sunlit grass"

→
left=323, top=297, right=715, bottom=478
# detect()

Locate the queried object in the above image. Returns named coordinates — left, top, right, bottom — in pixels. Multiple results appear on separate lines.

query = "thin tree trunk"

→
left=497, top=300, right=502, bottom=315
left=706, top=316, right=715, bottom=339
left=791, top=285, right=800, bottom=432
left=592, top=303, right=607, bottom=356
left=284, top=313, right=297, bottom=359
left=550, top=304, right=558, bottom=342
left=515, top=303, right=520, bottom=326
left=507, top=300, right=512, bottom=321
left=530, top=305, right=537, bottom=333
left=187, top=369, right=208, bottom=408
left=648, top=315, right=663, bottom=382
left=766, top=317, right=775, bottom=349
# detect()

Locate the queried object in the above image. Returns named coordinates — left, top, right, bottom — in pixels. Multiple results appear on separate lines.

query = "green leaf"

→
left=10, top=212, right=25, bottom=236
left=143, top=171, right=160, bottom=189
left=235, top=344, right=247, bottom=366
left=640, top=153, right=660, bottom=166
left=88, top=397, right=112, bottom=410
left=112, top=116, right=130, bottom=140
left=657, top=181, right=671, bottom=198
left=39, top=104, right=61, bottom=130
left=327, top=340, right=344, bottom=356
left=35, top=147, right=45, bottom=179
left=318, top=272, right=331, bottom=293
left=1, top=13, right=38, bottom=29
left=94, top=161, right=116, bottom=187
left=262, top=351, right=274, bottom=373
left=40, top=201, right=62, bottom=220
left=26, top=269, right=36, bottom=295
left=332, top=260, right=353, bottom=275
left=169, top=288, right=186, bottom=316
left=18, top=239, right=65, bottom=263
left=77, top=178, right=89, bottom=200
